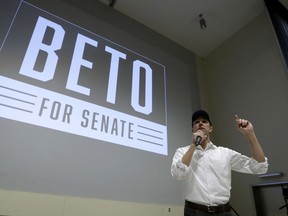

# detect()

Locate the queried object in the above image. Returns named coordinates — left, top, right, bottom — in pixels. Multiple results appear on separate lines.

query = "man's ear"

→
left=209, top=125, right=213, bottom=133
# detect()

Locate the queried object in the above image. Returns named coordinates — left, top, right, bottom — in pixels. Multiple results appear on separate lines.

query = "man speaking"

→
left=171, top=110, right=268, bottom=216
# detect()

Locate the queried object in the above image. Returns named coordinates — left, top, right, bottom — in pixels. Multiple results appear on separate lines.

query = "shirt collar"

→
left=197, top=141, right=216, bottom=151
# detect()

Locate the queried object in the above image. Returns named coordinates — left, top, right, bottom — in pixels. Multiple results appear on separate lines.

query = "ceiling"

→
left=97, top=0, right=288, bottom=58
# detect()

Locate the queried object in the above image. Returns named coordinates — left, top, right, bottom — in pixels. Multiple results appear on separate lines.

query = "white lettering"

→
left=66, top=34, right=98, bottom=95
left=18, top=17, right=155, bottom=115
left=19, top=16, right=65, bottom=81
left=131, top=60, right=152, bottom=115
left=105, top=46, right=126, bottom=104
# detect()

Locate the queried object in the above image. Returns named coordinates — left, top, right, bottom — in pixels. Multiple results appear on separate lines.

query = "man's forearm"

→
left=246, top=132, right=265, bottom=162
left=181, top=144, right=196, bottom=166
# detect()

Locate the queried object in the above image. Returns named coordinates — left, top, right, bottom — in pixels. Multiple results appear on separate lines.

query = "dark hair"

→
left=192, top=110, right=212, bottom=126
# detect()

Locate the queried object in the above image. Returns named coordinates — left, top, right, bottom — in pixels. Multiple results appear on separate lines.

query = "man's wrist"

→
left=190, top=143, right=197, bottom=150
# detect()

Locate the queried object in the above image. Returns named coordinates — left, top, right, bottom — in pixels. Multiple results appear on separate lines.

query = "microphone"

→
left=195, top=136, right=202, bottom=146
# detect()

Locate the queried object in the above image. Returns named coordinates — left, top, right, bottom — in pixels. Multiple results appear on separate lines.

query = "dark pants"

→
left=184, top=206, right=233, bottom=216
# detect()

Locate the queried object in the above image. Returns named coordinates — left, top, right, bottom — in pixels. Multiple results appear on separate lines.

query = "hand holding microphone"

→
left=195, top=136, right=202, bottom=146
left=194, top=130, right=204, bottom=146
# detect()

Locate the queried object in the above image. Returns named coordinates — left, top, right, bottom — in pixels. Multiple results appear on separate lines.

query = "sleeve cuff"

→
left=251, top=157, right=269, bottom=174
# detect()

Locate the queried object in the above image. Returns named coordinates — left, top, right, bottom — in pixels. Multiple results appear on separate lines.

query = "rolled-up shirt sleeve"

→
left=231, top=149, right=269, bottom=175
left=250, top=157, right=269, bottom=174
left=171, top=147, right=190, bottom=180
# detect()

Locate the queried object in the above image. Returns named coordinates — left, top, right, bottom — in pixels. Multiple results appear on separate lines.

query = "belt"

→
left=185, top=200, right=231, bottom=213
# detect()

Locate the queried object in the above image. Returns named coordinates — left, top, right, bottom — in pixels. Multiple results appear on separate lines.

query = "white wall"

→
left=0, top=189, right=183, bottom=216
left=1, top=1, right=288, bottom=216
left=0, top=0, right=197, bottom=215
left=197, top=10, right=288, bottom=215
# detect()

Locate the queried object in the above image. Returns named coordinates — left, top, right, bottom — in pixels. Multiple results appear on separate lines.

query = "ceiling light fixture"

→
left=199, top=14, right=207, bottom=30
left=98, top=0, right=117, bottom=8
left=108, top=0, right=117, bottom=8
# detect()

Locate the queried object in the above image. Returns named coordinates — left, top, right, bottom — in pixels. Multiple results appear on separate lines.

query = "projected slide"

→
left=0, top=0, right=168, bottom=155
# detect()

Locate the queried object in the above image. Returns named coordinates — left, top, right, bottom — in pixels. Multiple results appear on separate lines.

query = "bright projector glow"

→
left=0, top=1, right=168, bottom=155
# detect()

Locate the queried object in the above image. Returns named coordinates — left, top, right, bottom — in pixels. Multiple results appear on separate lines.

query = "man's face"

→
left=192, top=117, right=213, bottom=135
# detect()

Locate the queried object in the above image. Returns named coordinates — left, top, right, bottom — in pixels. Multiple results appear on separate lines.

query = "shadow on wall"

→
left=252, top=180, right=288, bottom=216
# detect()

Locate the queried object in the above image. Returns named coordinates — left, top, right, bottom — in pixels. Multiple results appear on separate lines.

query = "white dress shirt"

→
left=171, top=142, right=268, bottom=206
